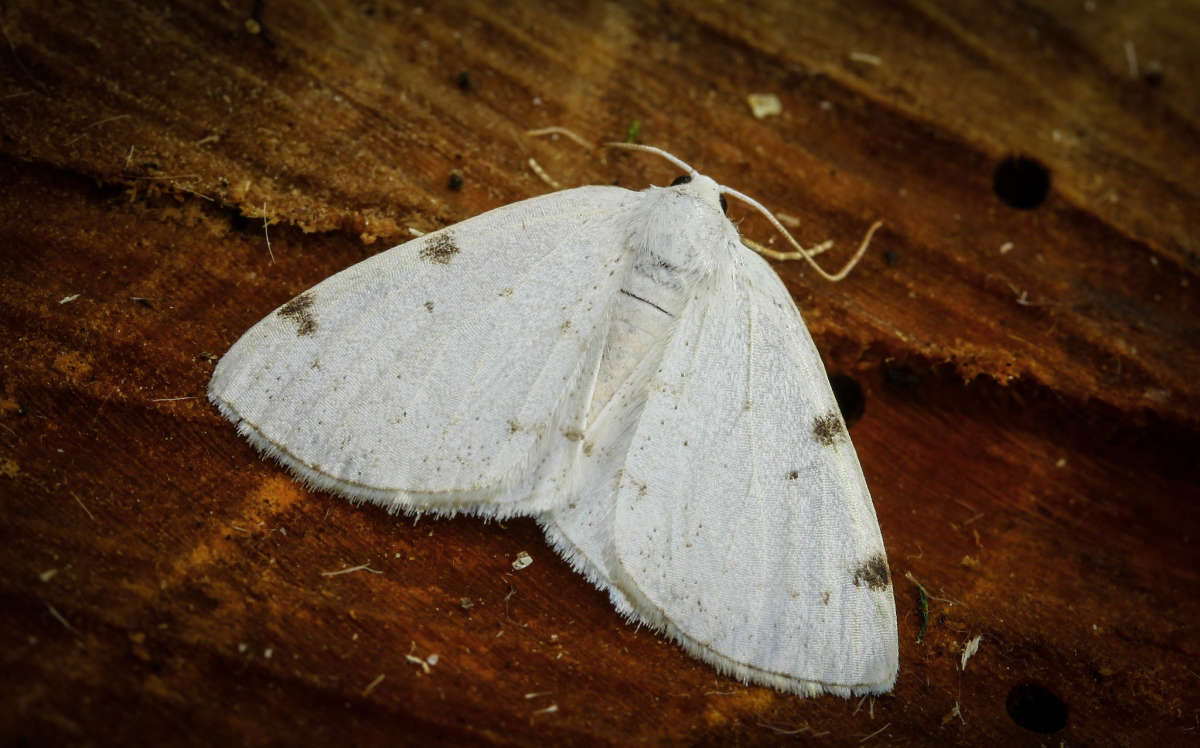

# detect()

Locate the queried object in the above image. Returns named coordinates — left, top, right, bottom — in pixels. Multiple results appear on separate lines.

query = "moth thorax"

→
left=628, top=195, right=724, bottom=299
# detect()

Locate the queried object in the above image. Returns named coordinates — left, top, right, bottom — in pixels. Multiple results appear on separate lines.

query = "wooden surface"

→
left=2, top=1, right=1198, bottom=744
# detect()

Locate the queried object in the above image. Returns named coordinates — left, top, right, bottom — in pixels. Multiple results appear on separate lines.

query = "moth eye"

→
left=719, top=195, right=728, bottom=214
left=670, top=175, right=692, bottom=186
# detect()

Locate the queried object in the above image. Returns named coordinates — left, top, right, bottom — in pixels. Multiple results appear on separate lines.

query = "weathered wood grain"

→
left=1, top=1, right=1197, bottom=744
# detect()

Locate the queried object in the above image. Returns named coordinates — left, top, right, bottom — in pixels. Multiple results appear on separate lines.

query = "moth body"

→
left=210, top=155, right=898, bottom=697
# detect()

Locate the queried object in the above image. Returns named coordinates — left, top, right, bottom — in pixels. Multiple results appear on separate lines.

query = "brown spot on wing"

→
left=277, top=291, right=317, bottom=336
left=812, top=411, right=845, bottom=446
left=420, top=231, right=460, bottom=264
left=852, top=553, right=892, bottom=591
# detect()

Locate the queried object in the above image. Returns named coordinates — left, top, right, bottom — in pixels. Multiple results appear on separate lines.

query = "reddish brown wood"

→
left=1, top=1, right=1197, bottom=744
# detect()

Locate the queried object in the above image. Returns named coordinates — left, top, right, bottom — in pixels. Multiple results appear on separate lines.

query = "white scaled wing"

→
left=210, top=186, right=635, bottom=515
left=606, top=248, right=898, bottom=697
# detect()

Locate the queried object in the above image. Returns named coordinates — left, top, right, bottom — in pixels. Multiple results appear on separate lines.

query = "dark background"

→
left=1, top=1, right=1197, bottom=744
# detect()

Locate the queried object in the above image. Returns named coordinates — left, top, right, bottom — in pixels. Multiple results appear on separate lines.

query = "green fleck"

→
left=905, top=570, right=930, bottom=644
left=625, top=120, right=641, bottom=144
left=916, top=585, right=929, bottom=643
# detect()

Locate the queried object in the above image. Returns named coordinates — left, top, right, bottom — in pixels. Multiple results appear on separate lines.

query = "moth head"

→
left=670, top=173, right=728, bottom=215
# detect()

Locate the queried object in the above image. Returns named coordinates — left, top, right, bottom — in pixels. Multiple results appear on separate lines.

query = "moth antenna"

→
left=603, top=142, right=698, bottom=177
left=724, top=185, right=882, bottom=282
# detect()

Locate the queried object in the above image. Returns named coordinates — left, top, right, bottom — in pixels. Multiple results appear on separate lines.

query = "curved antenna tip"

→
left=726, top=184, right=882, bottom=282
left=603, top=142, right=697, bottom=175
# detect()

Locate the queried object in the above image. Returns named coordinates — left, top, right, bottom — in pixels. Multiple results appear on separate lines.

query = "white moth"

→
left=209, top=145, right=898, bottom=697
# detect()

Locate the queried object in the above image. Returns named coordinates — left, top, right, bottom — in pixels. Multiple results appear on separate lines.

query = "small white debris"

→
left=849, top=51, right=883, bottom=66
left=321, top=563, right=382, bottom=577
left=746, top=93, right=782, bottom=119
left=512, top=551, right=533, bottom=571
left=46, top=604, right=74, bottom=632
left=362, top=673, right=386, bottom=696
left=39, top=569, right=58, bottom=582
left=960, top=634, right=982, bottom=671
left=426, top=654, right=439, bottom=666
left=1124, top=40, right=1138, bottom=78
left=1143, top=388, right=1170, bottom=404
left=527, top=158, right=562, bottom=190
left=59, top=294, right=80, bottom=305
left=774, top=212, right=802, bottom=228
left=999, top=241, right=1013, bottom=255
left=940, top=701, right=964, bottom=726
left=406, top=653, right=431, bottom=674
